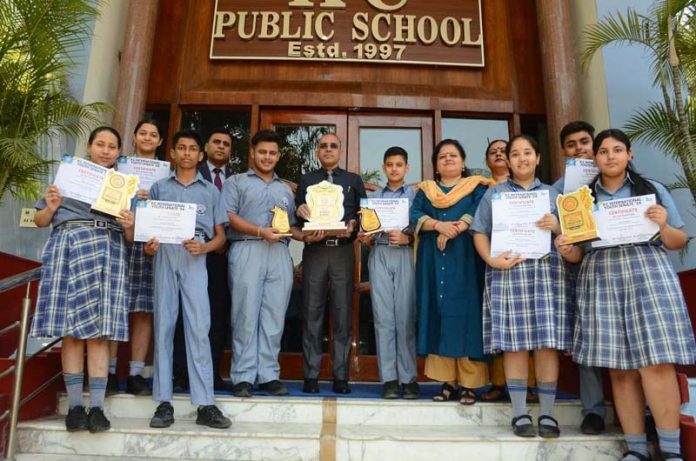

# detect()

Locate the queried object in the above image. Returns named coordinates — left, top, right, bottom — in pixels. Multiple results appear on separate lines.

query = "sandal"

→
left=538, top=415, right=560, bottom=439
left=660, top=452, right=683, bottom=461
left=620, top=451, right=652, bottom=461
left=480, top=385, right=507, bottom=402
left=432, top=383, right=458, bottom=402
left=511, top=414, right=536, bottom=437
left=458, top=387, right=476, bottom=406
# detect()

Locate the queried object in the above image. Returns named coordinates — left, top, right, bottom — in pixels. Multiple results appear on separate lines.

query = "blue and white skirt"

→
left=31, top=225, right=130, bottom=341
left=127, top=241, right=154, bottom=313
left=483, top=250, right=572, bottom=353
left=573, top=245, right=696, bottom=369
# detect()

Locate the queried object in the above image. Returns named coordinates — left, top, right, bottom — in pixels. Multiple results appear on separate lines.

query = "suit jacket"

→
left=197, top=162, right=234, bottom=184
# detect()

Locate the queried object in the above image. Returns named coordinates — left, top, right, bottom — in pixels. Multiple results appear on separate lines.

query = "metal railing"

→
left=0, top=267, right=62, bottom=461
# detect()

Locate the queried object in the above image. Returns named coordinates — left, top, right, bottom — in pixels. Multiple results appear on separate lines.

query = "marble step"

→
left=58, top=393, right=614, bottom=427
left=16, top=415, right=624, bottom=461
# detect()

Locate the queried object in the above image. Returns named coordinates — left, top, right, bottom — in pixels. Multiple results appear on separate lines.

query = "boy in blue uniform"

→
left=222, top=130, right=303, bottom=397
left=358, top=147, right=419, bottom=399
left=553, top=121, right=606, bottom=435
left=143, top=130, right=231, bottom=429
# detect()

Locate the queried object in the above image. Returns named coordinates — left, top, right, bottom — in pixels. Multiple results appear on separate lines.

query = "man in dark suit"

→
left=295, top=133, right=366, bottom=395
left=173, top=128, right=234, bottom=391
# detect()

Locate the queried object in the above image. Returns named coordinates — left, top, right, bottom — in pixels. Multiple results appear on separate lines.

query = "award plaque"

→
left=359, top=207, right=382, bottom=234
left=556, top=185, right=599, bottom=244
left=271, top=206, right=293, bottom=236
left=91, top=170, right=139, bottom=217
left=303, top=180, right=347, bottom=233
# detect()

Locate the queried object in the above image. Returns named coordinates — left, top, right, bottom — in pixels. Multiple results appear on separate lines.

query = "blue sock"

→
left=129, top=360, right=145, bottom=377
left=622, top=433, right=648, bottom=460
left=506, top=378, right=528, bottom=423
left=656, top=427, right=681, bottom=457
left=63, top=373, right=84, bottom=409
left=108, top=357, right=117, bottom=375
left=537, top=381, right=557, bottom=422
left=88, top=376, right=107, bottom=409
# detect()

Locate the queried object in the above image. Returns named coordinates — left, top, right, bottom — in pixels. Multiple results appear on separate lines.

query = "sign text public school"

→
left=210, top=0, right=484, bottom=67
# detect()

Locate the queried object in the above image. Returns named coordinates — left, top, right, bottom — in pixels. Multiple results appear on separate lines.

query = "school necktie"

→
left=326, top=170, right=333, bottom=183
left=213, top=168, right=223, bottom=191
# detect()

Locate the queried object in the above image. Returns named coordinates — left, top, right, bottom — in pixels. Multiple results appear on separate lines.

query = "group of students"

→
left=30, top=118, right=695, bottom=461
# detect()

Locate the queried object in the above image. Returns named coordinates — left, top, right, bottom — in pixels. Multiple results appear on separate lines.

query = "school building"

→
left=1, top=1, right=696, bottom=459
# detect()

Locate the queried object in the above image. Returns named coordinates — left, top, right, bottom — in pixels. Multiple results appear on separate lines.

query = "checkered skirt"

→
left=127, top=242, right=154, bottom=313
left=573, top=245, right=696, bottom=369
left=31, top=225, right=130, bottom=341
left=483, top=249, right=572, bottom=353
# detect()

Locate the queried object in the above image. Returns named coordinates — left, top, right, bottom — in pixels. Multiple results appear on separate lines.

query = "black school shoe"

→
left=302, top=379, right=320, bottom=394
left=127, top=375, right=152, bottom=396
left=332, top=380, right=351, bottom=394
left=196, top=405, right=232, bottom=429
left=65, top=405, right=88, bottom=432
left=232, top=381, right=253, bottom=398
left=87, top=407, right=111, bottom=433
left=580, top=412, right=605, bottom=435
left=383, top=380, right=400, bottom=399
left=402, top=382, right=421, bottom=400
left=150, top=401, right=175, bottom=428
left=258, top=380, right=289, bottom=396
left=105, top=373, right=119, bottom=396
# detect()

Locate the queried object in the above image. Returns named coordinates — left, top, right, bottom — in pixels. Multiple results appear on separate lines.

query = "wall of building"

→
left=595, top=0, right=696, bottom=271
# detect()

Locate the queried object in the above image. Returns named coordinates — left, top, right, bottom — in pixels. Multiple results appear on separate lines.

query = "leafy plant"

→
left=0, top=0, right=109, bottom=204
left=582, top=0, right=696, bottom=207
left=360, top=168, right=382, bottom=185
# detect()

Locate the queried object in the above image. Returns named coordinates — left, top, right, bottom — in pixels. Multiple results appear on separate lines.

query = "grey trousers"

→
left=302, top=243, right=354, bottom=380
left=368, top=244, right=417, bottom=384
left=580, top=364, right=606, bottom=417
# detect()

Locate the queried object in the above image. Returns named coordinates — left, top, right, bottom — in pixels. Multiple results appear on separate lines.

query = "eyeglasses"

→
left=319, top=142, right=339, bottom=150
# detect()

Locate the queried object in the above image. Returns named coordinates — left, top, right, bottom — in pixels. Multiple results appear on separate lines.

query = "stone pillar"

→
left=112, top=0, right=160, bottom=143
left=535, top=0, right=580, bottom=180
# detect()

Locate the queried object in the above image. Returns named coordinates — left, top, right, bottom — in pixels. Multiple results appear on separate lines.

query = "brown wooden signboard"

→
left=210, top=0, right=483, bottom=67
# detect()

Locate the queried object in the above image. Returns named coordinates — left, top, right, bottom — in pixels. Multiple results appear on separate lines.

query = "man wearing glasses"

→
left=295, top=133, right=367, bottom=394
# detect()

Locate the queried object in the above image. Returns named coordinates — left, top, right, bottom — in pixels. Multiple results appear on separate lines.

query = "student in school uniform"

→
left=221, top=129, right=302, bottom=398
left=108, top=119, right=164, bottom=396
left=471, top=134, right=572, bottom=439
left=357, top=146, right=419, bottom=400
left=32, top=126, right=135, bottom=433
left=556, top=129, right=696, bottom=461
left=143, top=129, right=231, bottom=429
left=552, top=120, right=607, bottom=435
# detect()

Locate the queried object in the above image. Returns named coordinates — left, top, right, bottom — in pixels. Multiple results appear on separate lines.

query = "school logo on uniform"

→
left=197, top=204, right=207, bottom=215
left=280, top=197, right=289, bottom=209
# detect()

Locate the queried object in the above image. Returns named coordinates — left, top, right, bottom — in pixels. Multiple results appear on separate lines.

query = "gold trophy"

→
left=302, top=180, right=347, bottom=234
left=92, top=170, right=139, bottom=217
left=359, top=206, right=382, bottom=234
left=557, top=185, right=599, bottom=244
left=271, top=206, right=293, bottom=237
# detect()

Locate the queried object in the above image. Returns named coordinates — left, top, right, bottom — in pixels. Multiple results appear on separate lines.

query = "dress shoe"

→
left=258, top=380, right=289, bottom=396
left=382, top=380, right=399, bottom=399
left=302, top=378, right=320, bottom=393
left=127, top=375, right=152, bottom=396
left=332, top=380, right=351, bottom=394
left=580, top=412, right=605, bottom=435
left=401, top=381, right=420, bottom=400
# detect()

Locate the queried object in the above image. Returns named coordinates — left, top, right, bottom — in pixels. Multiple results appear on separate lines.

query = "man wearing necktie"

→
left=295, top=133, right=367, bottom=394
left=173, top=128, right=234, bottom=391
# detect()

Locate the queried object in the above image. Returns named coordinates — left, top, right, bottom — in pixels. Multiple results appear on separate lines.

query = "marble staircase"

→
left=15, top=391, right=624, bottom=461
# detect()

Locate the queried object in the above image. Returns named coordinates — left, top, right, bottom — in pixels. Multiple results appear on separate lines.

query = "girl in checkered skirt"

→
left=32, top=127, right=135, bottom=433
left=108, top=119, right=164, bottom=397
left=556, top=129, right=696, bottom=461
left=471, top=134, right=572, bottom=439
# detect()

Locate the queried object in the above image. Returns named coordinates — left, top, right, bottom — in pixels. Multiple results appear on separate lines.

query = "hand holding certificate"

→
left=134, top=200, right=197, bottom=245
left=491, top=190, right=551, bottom=259
left=592, top=194, right=660, bottom=249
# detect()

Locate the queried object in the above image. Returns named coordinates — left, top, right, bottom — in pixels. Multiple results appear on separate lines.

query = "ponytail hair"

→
left=589, top=129, right=662, bottom=205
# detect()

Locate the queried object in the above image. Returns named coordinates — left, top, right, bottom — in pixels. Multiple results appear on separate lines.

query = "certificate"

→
left=491, top=190, right=551, bottom=259
left=563, top=158, right=599, bottom=194
left=53, top=155, right=108, bottom=205
left=134, top=200, right=197, bottom=245
left=116, top=156, right=170, bottom=190
left=360, top=198, right=410, bottom=231
left=591, top=195, right=660, bottom=249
